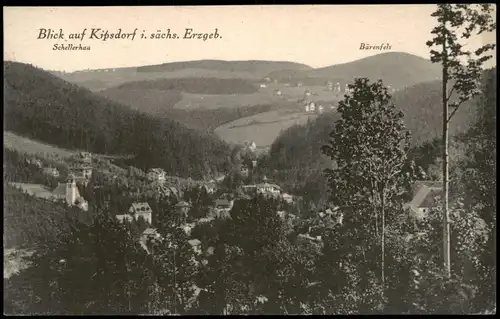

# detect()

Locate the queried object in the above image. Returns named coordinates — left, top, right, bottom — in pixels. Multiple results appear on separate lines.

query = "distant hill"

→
left=4, top=61, right=231, bottom=179
left=51, top=60, right=312, bottom=92
left=136, top=59, right=312, bottom=75
left=268, top=52, right=441, bottom=89
left=98, top=87, right=183, bottom=114
left=98, top=77, right=259, bottom=113
left=103, top=77, right=259, bottom=95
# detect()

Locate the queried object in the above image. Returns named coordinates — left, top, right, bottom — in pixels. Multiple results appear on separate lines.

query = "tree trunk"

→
left=442, top=37, right=451, bottom=278
left=381, top=189, right=386, bottom=292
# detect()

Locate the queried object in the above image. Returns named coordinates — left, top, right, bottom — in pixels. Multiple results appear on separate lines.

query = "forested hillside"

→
left=136, top=59, right=312, bottom=75
left=105, top=77, right=259, bottom=95
left=393, top=79, right=477, bottom=145
left=262, top=68, right=494, bottom=195
left=4, top=62, right=232, bottom=178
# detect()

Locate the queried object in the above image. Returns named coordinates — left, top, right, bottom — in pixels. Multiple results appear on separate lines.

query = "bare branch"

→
left=446, top=83, right=457, bottom=103
left=447, top=102, right=466, bottom=123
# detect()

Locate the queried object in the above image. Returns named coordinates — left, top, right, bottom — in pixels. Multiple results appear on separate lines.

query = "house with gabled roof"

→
left=11, top=174, right=88, bottom=211
left=128, top=202, right=153, bottom=224
left=209, top=198, right=233, bottom=220
left=42, top=167, right=60, bottom=178
left=256, top=177, right=281, bottom=197
left=175, top=200, right=191, bottom=218
left=405, top=181, right=443, bottom=220
left=201, top=183, right=216, bottom=195
left=147, top=168, right=166, bottom=183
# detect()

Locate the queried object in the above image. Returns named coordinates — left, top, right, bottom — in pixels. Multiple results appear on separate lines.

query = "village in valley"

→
left=6, top=131, right=442, bottom=278
left=3, top=4, right=497, bottom=316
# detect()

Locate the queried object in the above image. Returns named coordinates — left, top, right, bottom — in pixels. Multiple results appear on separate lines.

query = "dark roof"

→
left=420, top=188, right=444, bottom=208
left=143, top=228, right=158, bottom=235
left=52, top=183, right=66, bottom=197
left=412, top=180, right=442, bottom=195
left=175, top=201, right=191, bottom=208
left=409, top=184, right=443, bottom=209
left=416, top=180, right=442, bottom=188
left=256, top=182, right=281, bottom=189
left=215, top=199, right=232, bottom=207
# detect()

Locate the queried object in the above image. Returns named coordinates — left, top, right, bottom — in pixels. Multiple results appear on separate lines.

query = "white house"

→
left=309, top=102, right=316, bottom=112
left=51, top=174, right=88, bottom=211
left=256, top=179, right=281, bottom=197
left=259, top=83, right=267, bottom=88
left=281, top=193, right=293, bottom=204
left=274, top=89, right=282, bottom=96
left=317, top=105, right=324, bottom=114
left=128, top=202, right=153, bottom=224
left=240, top=164, right=250, bottom=177
left=248, top=141, right=257, bottom=152
left=42, top=167, right=60, bottom=178
left=345, top=84, right=352, bottom=94
left=147, top=168, right=166, bottom=183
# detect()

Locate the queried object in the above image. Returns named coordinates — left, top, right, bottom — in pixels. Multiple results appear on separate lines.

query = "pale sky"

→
left=3, top=5, right=497, bottom=72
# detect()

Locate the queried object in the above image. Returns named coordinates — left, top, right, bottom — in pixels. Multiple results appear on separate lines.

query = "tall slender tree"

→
left=426, top=4, right=496, bottom=277
left=321, top=78, right=417, bottom=303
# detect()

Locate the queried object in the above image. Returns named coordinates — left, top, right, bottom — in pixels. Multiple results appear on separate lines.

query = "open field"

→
left=172, top=84, right=342, bottom=110
left=174, top=91, right=285, bottom=110
left=215, top=109, right=318, bottom=147
left=4, top=131, right=132, bottom=161
left=4, top=131, right=77, bottom=158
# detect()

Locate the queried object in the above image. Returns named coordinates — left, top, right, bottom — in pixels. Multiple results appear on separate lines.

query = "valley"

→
left=4, top=53, right=495, bottom=316
left=4, top=4, right=497, bottom=316
left=53, top=52, right=447, bottom=149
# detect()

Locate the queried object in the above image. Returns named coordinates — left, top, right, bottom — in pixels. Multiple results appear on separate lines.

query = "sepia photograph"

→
left=3, top=4, right=497, bottom=315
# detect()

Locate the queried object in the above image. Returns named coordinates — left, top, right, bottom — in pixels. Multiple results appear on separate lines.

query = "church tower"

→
left=65, top=174, right=78, bottom=206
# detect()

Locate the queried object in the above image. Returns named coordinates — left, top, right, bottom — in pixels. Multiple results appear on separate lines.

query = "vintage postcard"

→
left=3, top=5, right=497, bottom=315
